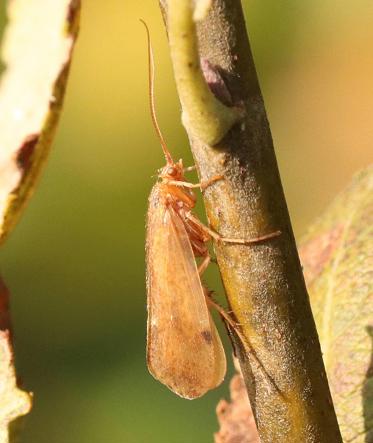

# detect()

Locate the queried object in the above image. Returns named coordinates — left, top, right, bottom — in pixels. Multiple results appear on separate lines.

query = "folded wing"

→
left=146, top=196, right=226, bottom=399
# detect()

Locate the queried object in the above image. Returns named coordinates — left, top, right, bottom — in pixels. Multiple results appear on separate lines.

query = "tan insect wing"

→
left=146, top=185, right=226, bottom=399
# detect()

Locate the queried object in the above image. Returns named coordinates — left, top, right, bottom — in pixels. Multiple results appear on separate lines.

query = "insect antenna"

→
left=140, top=19, right=174, bottom=165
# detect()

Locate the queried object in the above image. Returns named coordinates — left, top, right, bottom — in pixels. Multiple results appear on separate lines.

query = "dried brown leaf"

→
left=0, top=256, right=30, bottom=443
left=214, top=373, right=259, bottom=443
left=0, top=281, right=31, bottom=443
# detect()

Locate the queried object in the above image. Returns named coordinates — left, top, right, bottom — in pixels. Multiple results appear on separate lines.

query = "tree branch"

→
left=159, top=1, right=343, bottom=441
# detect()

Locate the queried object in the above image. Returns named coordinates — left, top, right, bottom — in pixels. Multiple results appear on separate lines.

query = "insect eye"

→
left=167, top=166, right=176, bottom=175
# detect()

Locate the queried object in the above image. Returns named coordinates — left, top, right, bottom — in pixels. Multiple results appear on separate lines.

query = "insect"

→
left=143, top=21, right=280, bottom=399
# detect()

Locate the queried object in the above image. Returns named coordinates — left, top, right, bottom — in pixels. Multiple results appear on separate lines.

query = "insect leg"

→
left=197, top=253, right=211, bottom=276
left=165, top=174, right=223, bottom=190
left=205, top=296, right=248, bottom=348
left=185, top=213, right=281, bottom=244
left=205, top=294, right=285, bottom=398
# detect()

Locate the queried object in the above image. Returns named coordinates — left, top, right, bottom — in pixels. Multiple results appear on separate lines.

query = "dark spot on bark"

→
left=16, top=133, right=39, bottom=170
left=200, top=58, right=234, bottom=106
left=201, top=330, right=212, bottom=344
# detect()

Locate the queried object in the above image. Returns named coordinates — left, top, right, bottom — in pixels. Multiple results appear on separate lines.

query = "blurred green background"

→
left=0, top=1, right=372, bottom=442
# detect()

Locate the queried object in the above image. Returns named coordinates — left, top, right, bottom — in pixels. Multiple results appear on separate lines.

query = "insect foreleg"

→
left=165, top=174, right=223, bottom=190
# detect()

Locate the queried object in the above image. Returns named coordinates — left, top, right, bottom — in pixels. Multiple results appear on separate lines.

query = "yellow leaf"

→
left=0, top=0, right=80, bottom=243
left=300, top=165, right=373, bottom=442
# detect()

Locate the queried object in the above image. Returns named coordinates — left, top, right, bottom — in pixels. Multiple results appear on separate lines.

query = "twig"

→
left=159, top=1, right=343, bottom=441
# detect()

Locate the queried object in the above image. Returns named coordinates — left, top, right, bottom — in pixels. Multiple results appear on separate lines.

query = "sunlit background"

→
left=0, top=1, right=372, bottom=442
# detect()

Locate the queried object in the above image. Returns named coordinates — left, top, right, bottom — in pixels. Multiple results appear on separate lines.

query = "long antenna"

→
left=140, top=19, right=173, bottom=164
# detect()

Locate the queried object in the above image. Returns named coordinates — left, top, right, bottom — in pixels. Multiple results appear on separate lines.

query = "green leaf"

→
left=300, top=165, right=373, bottom=442
left=0, top=0, right=80, bottom=243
